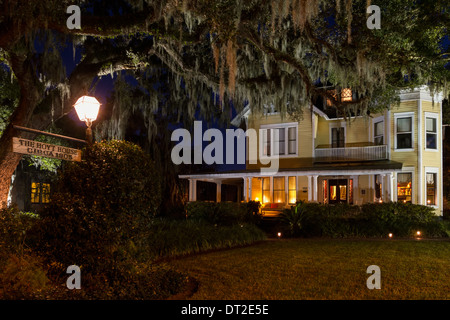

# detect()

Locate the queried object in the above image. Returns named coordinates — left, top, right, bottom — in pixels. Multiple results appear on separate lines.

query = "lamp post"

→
left=74, top=96, right=101, bottom=145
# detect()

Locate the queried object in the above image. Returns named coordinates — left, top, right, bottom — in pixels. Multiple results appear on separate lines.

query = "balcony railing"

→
left=314, top=143, right=388, bottom=162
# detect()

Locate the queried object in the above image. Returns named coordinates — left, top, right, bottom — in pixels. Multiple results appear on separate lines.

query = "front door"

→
left=329, top=179, right=348, bottom=204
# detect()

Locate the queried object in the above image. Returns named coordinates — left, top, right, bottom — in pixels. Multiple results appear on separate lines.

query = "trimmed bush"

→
left=284, top=201, right=448, bottom=238
left=143, top=219, right=266, bottom=260
left=185, top=201, right=262, bottom=226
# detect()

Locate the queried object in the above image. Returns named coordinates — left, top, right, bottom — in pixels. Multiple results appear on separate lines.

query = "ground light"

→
left=74, top=95, right=101, bottom=145
left=277, top=232, right=282, bottom=239
left=388, top=233, right=393, bottom=238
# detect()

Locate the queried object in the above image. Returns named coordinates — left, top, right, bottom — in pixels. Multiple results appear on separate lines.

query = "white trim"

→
left=418, top=100, right=422, bottom=205
left=386, top=110, right=391, bottom=159
left=440, top=101, right=444, bottom=214
left=179, top=167, right=403, bottom=181
left=393, top=112, right=415, bottom=152
left=424, top=167, right=439, bottom=208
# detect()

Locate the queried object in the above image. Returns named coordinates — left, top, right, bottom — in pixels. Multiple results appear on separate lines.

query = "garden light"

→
left=388, top=233, right=393, bottom=238
left=277, top=232, right=282, bottom=238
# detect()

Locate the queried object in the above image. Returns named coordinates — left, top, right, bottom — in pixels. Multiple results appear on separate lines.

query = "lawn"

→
left=167, top=238, right=450, bottom=300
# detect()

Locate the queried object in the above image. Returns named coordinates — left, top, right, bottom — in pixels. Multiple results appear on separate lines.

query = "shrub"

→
left=185, top=201, right=261, bottom=226
left=0, top=253, right=49, bottom=299
left=32, top=140, right=162, bottom=279
left=286, top=202, right=448, bottom=238
left=143, top=219, right=266, bottom=260
left=0, top=207, right=37, bottom=255
left=280, top=201, right=306, bottom=237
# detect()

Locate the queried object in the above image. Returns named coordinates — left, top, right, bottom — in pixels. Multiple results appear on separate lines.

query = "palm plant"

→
left=280, top=200, right=306, bottom=237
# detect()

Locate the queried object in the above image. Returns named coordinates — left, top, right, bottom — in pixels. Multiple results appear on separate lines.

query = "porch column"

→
left=313, top=175, right=318, bottom=202
left=189, top=179, right=197, bottom=201
left=248, top=177, right=252, bottom=201
left=387, top=173, right=394, bottom=202
left=243, top=177, right=248, bottom=201
left=216, top=180, right=222, bottom=203
left=380, top=174, right=386, bottom=202
left=307, top=175, right=312, bottom=202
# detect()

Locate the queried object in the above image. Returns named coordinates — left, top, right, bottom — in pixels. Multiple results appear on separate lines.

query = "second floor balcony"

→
left=314, top=143, right=388, bottom=162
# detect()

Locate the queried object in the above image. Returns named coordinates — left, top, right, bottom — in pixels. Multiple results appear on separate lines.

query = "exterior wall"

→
left=246, top=109, right=314, bottom=170
left=388, top=97, right=443, bottom=214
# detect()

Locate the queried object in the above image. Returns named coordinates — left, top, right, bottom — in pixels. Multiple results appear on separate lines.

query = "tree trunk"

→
left=0, top=51, right=41, bottom=208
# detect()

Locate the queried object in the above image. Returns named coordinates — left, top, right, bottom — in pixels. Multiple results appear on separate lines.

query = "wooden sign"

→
left=12, top=137, right=82, bottom=162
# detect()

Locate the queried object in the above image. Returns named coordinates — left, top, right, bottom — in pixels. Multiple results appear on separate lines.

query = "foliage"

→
left=31, top=140, right=162, bottom=279
left=185, top=201, right=263, bottom=226
left=0, top=66, right=19, bottom=138
left=143, top=218, right=266, bottom=260
left=289, top=202, right=447, bottom=238
left=0, top=253, right=50, bottom=300
left=280, top=201, right=306, bottom=237
left=0, top=207, right=38, bottom=255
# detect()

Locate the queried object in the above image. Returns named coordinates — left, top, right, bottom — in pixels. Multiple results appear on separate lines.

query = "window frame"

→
left=329, top=122, right=346, bottom=148
left=396, top=170, right=414, bottom=204
left=373, top=116, right=384, bottom=146
left=394, top=112, right=415, bottom=152
left=425, top=167, right=439, bottom=208
left=259, top=122, right=298, bottom=159
left=424, top=112, right=439, bottom=151
left=31, top=182, right=51, bottom=204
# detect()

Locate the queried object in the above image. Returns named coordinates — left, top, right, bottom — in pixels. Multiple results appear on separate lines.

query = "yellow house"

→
left=179, top=87, right=444, bottom=216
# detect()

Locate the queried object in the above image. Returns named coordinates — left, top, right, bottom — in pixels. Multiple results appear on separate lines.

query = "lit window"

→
left=326, top=88, right=352, bottom=104
left=288, top=177, right=296, bottom=204
left=273, top=177, right=285, bottom=203
left=426, top=173, right=436, bottom=206
left=426, top=117, right=437, bottom=149
left=31, top=182, right=50, bottom=204
left=341, top=88, right=352, bottom=102
left=397, top=173, right=412, bottom=203
left=262, top=177, right=270, bottom=203
left=396, top=117, right=412, bottom=149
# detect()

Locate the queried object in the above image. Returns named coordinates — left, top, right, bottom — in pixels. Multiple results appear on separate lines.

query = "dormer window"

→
left=326, top=88, right=353, bottom=106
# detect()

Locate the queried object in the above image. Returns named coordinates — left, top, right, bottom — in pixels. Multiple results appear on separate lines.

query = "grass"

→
left=167, top=238, right=450, bottom=300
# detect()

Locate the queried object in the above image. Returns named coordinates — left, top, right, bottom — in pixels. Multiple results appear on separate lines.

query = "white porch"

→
left=180, top=166, right=403, bottom=207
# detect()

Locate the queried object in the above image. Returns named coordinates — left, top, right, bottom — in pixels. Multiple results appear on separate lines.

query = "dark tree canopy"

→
left=0, top=0, right=449, bottom=207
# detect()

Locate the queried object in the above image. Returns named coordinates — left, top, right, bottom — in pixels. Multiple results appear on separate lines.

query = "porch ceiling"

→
left=179, top=159, right=403, bottom=180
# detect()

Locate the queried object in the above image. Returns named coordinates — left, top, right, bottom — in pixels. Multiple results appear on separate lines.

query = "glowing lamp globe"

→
left=74, top=96, right=100, bottom=123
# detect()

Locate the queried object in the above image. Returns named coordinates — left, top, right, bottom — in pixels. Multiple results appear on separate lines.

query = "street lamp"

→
left=74, top=95, right=100, bottom=145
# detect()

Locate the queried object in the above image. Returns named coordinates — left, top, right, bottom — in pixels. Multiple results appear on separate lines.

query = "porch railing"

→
left=314, top=144, right=388, bottom=162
